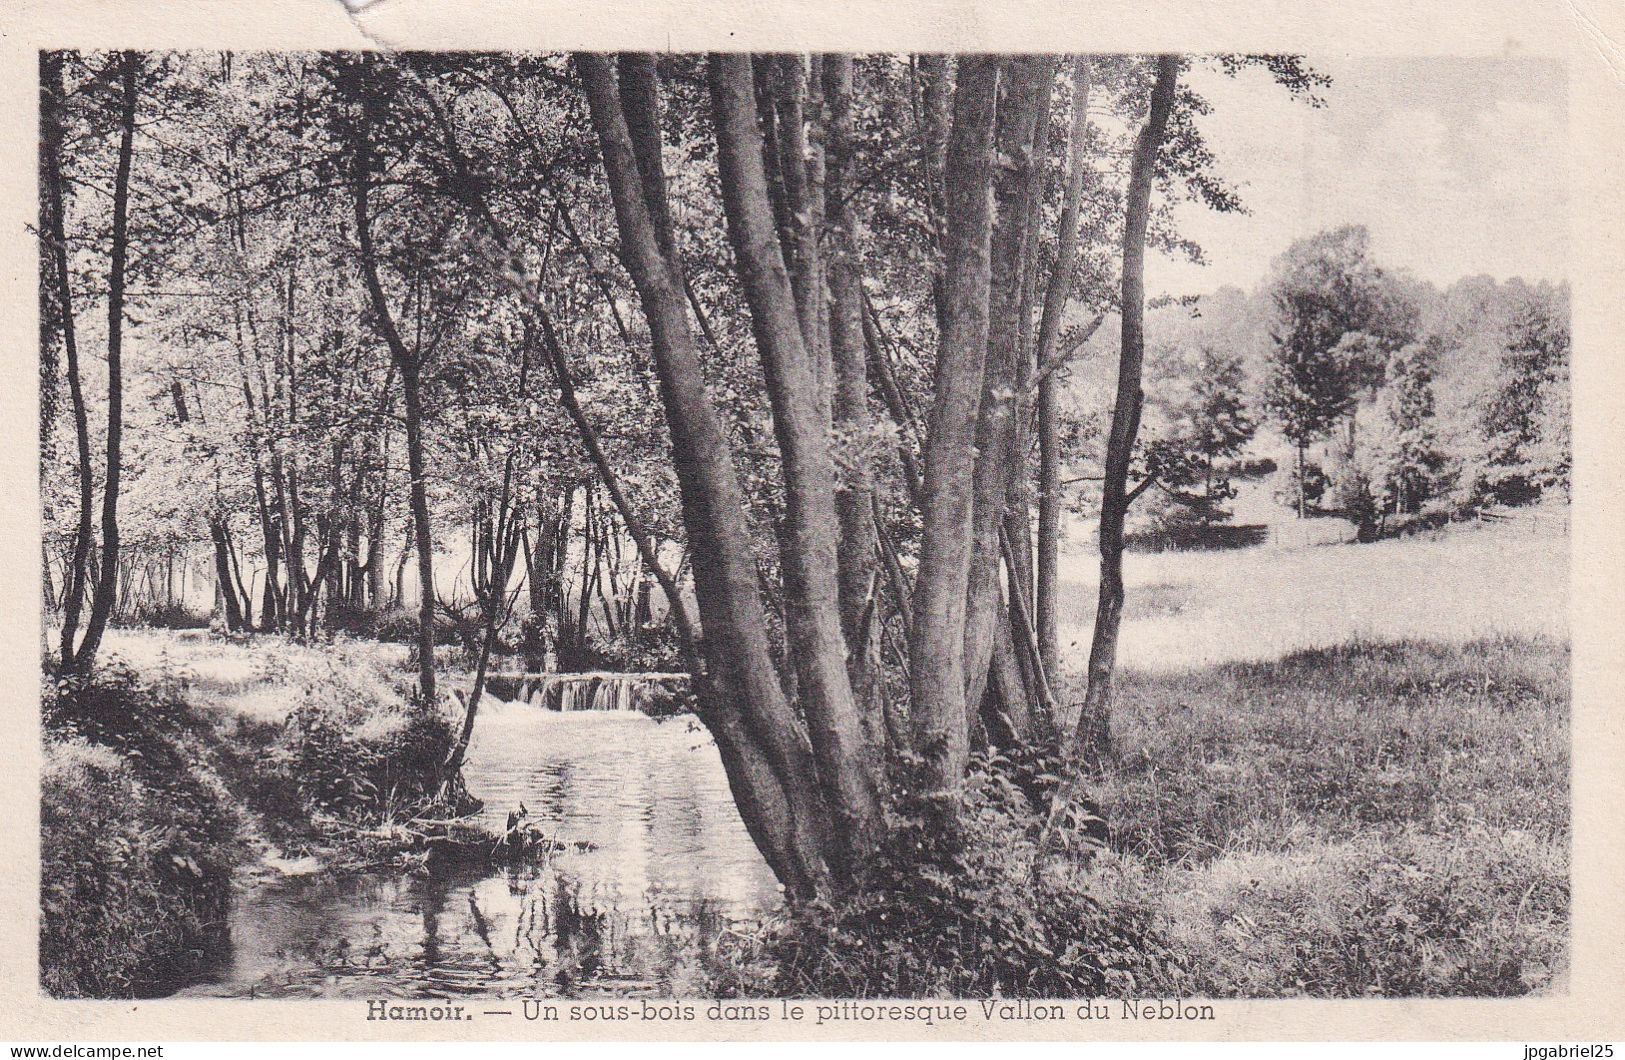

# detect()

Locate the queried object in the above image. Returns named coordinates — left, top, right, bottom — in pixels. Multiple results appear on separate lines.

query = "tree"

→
left=577, top=52, right=842, bottom=898
left=1142, top=341, right=1257, bottom=524
left=905, top=55, right=1002, bottom=793
left=1479, top=285, right=1570, bottom=505
left=345, top=55, right=451, bottom=703
left=709, top=54, right=883, bottom=847
left=1371, top=340, right=1446, bottom=516
left=1262, top=225, right=1414, bottom=518
left=1069, top=54, right=1180, bottom=766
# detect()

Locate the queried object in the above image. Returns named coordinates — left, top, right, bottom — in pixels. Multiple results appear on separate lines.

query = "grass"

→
left=1054, top=517, right=1567, bottom=672
left=725, top=516, right=1571, bottom=999
left=1100, top=635, right=1568, bottom=864
left=1065, top=516, right=1572, bottom=997
left=1072, top=623, right=1569, bottom=995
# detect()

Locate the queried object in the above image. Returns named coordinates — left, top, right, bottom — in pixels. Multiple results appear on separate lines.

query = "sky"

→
left=1144, top=55, right=1570, bottom=299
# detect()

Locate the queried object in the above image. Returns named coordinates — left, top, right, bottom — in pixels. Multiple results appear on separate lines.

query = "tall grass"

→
left=41, top=664, right=241, bottom=997
left=1090, top=635, right=1569, bottom=996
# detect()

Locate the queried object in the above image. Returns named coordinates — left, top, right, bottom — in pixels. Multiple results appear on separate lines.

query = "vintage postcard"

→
left=1, top=0, right=1621, bottom=1044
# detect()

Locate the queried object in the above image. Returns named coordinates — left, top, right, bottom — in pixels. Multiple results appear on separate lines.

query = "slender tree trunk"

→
left=709, top=53, right=882, bottom=853
left=443, top=442, right=523, bottom=778
left=579, top=52, right=838, bottom=899
left=1036, top=57, right=1094, bottom=683
left=40, top=53, right=95, bottom=670
left=72, top=52, right=139, bottom=672
left=1297, top=441, right=1308, bottom=519
left=962, top=56, right=1052, bottom=724
left=823, top=54, right=885, bottom=753
left=916, top=54, right=953, bottom=333
left=366, top=431, right=388, bottom=609
left=349, top=56, right=436, bottom=703
left=907, top=55, right=1003, bottom=793
left=1072, top=56, right=1179, bottom=766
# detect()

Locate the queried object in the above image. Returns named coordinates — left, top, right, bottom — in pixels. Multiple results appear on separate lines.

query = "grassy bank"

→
left=39, top=634, right=469, bottom=997
left=41, top=663, right=242, bottom=997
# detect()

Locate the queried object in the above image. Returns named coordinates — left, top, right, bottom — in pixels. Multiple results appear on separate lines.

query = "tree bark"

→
left=1072, top=56, right=1179, bottom=766
left=908, top=55, right=1003, bottom=793
left=708, top=53, right=882, bottom=856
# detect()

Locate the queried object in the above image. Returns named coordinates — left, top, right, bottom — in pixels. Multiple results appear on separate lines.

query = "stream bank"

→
left=41, top=631, right=778, bottom=999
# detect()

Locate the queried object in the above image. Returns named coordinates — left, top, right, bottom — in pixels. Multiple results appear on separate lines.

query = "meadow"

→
left=1078, top=515, right=1570, bottom=996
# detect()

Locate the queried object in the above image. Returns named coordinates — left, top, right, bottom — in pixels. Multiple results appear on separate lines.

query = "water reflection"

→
left=183, top=705, right=781, bottom=998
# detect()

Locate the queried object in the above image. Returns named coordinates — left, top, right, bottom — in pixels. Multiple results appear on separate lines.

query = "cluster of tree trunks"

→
left=577, top=53, right=1182, bottom=899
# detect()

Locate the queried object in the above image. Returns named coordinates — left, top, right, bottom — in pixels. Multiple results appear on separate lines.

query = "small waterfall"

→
left=507, top=671, right=688, bottom=713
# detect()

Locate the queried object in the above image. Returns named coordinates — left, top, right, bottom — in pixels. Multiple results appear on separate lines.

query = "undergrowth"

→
left=710, top=749, right=1179, bottom=998
left=41, top=662, right=241, bottom=997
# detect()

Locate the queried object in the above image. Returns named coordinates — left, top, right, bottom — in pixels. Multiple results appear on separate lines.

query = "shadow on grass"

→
left=1127, top=522, right=1271, bottom=554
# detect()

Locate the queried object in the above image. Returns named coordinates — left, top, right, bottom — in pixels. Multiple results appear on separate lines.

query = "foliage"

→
left=40, top=661, right=239, bottom=997
left=1262, top=226, right=1416, bottom=450
left=1272, top=456, right=1327, bottom=511
left=1363, top=340, right=1450, bottom=519
left=1136, top=340, right=1258, bottom=533
left=270, top=658, right=459, bottom=825
left=710, top=749, right=1179, bottom=998
left=1476, top=288, right=1571, bottom=505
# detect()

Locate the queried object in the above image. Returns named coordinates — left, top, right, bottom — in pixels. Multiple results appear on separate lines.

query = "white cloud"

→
left=1145, top=56, right=1568, bottom=297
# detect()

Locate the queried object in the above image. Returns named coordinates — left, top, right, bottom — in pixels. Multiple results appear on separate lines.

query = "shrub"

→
left=1273, top=458, right=1327, bottom=512
left=273, top=660, right=457, bottom=824
left=115, top=601, right=211, bottom=630
left=710, top=750, right=1179, bottom=998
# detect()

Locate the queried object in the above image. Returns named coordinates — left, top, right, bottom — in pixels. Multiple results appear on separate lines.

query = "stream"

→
left=178, top=695, right=781, bottom=999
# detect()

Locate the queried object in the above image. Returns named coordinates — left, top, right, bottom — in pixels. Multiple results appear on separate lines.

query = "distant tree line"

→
left=1064, top=225, right=1570, bottom=545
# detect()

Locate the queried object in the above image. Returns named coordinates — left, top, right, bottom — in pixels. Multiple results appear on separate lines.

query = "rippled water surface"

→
left=183, top=703, right=781, bottom=998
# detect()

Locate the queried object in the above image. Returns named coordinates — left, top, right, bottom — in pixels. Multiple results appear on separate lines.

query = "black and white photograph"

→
left=22, top=25, right=1594, bottom=1028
